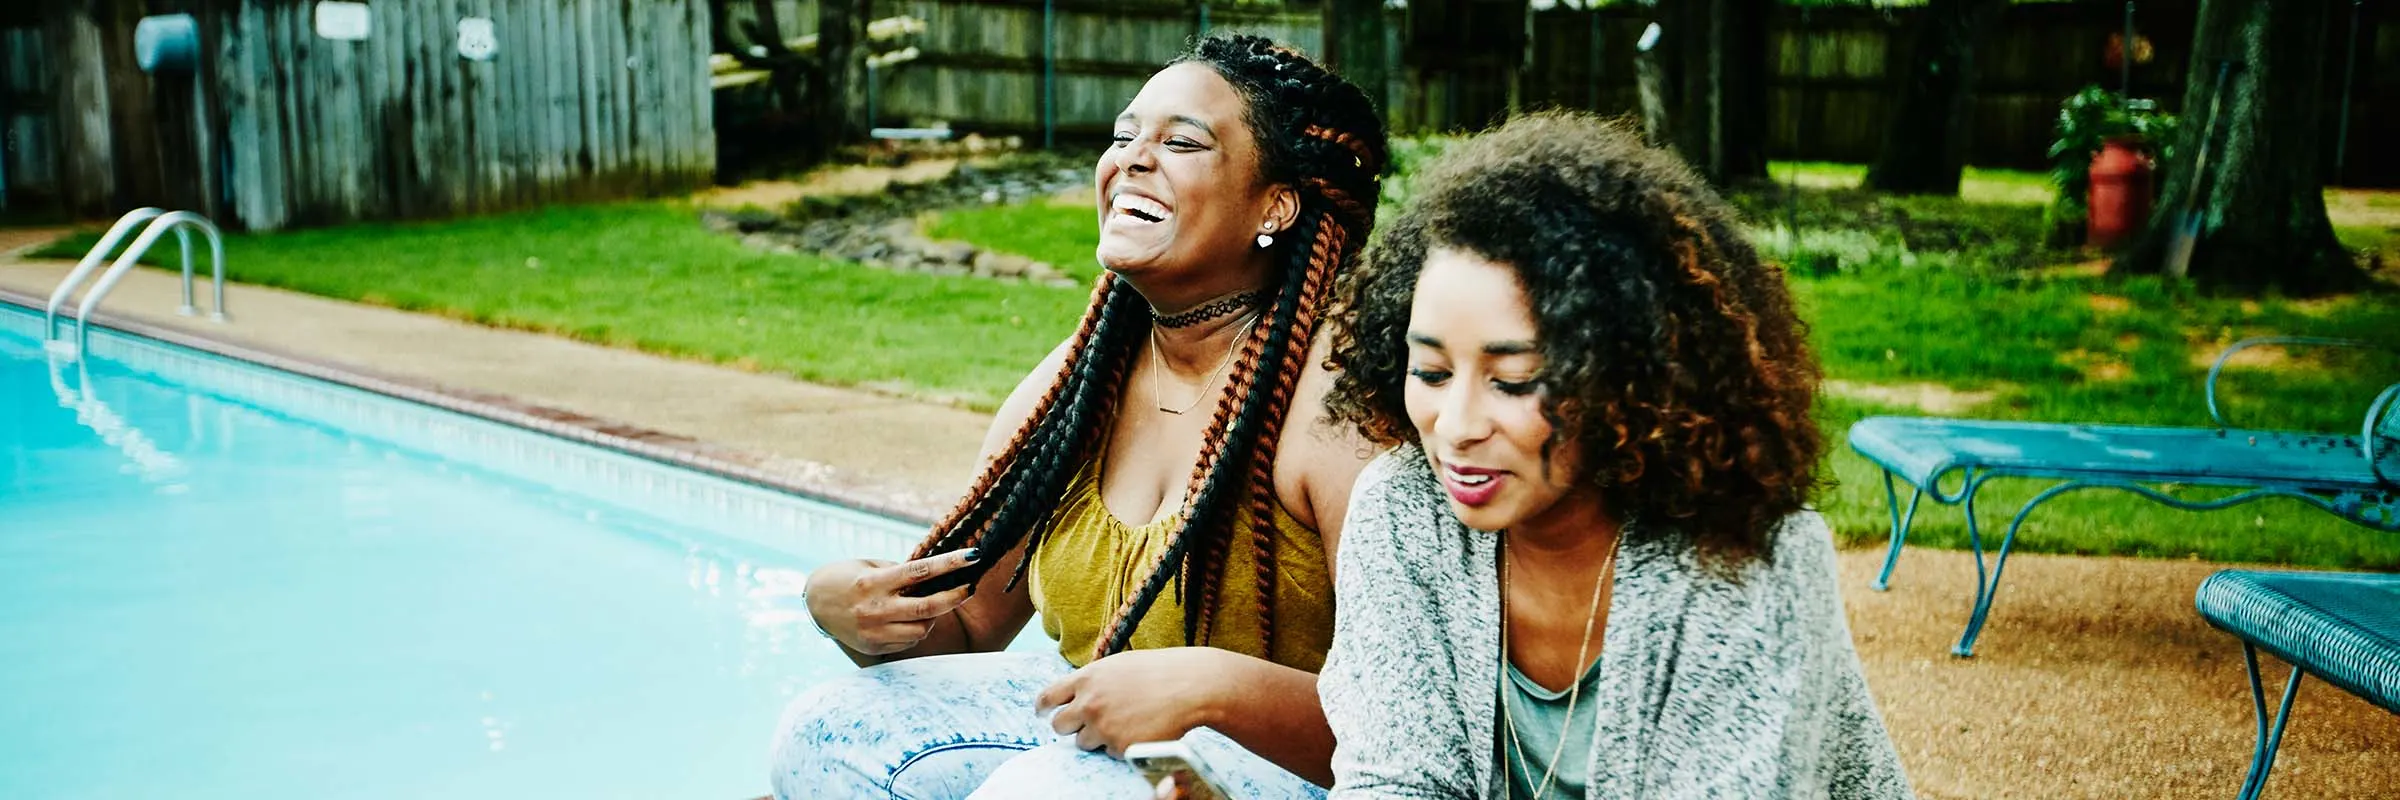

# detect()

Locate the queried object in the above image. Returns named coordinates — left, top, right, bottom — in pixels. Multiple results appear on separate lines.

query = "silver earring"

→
left=1256, top=233, right=1274, bottom=248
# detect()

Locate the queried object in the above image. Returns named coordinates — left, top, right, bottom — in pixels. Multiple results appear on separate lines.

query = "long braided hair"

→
left=907, top=34, right=1386, bottom=662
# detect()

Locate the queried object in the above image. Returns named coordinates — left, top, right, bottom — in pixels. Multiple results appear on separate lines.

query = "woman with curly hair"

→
left=1316, top=113, right=1911, bottom=799
left=771, top=35, right=1386, bottom=799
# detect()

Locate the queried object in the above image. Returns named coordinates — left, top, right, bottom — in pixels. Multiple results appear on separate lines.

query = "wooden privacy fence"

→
left=0, top=26, right=57, bottom=214
left=737, top=0, right=2397, bottom=186
left=3, top=0, right=715, bottom=231
left=727, top=0, right=1319, bottom=141
left=1443, top=2, right=2398, bottom=183
left=875, top=0, right=1318, bottom=140
left=14, top=0, right=2394, bottom=223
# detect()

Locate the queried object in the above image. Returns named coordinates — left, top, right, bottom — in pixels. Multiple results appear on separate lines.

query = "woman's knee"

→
left=963, top=729, right=1325, bottom=800
left=768, top=652, right=1071, bottom=800
left=965, top=740, right=1153, bottom=800
left=769, top=670, right=901, bottom=799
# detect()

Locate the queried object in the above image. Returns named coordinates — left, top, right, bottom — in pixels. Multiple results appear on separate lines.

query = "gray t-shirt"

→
left=1500, top=656, right=1603, bottom=799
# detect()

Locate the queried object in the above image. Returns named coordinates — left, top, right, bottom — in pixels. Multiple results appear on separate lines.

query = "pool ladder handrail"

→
left=44, top=208, right=229, bottom=357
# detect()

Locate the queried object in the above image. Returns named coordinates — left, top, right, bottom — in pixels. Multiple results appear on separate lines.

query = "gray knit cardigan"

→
left=1320, top=446, right=1914, bottom=799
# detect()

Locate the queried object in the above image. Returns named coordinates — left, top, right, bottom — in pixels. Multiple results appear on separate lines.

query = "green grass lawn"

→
left=33, top=203, right=1089, bottom=409
left=922, top=197, right=1102, bottom=281
left=31, top=166, right=2400, bottom=569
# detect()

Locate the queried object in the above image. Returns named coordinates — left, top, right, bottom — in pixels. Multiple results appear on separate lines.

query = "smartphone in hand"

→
left=1126, top=741, right=1229, bottom=800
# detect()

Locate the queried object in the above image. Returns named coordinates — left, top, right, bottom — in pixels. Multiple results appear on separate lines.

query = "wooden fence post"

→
left=46, top=0, right=116, bottom=216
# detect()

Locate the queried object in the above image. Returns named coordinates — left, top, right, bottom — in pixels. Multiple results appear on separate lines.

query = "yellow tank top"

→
left=1028, top=453, right=1335, bottom=671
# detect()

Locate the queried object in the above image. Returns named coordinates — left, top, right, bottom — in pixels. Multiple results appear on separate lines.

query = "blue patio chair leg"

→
left=1953, top=482, right=1988, bottom=657
left=1873, top=470, right=1924, bottom=592
left=2237, top=643, right=2305, bottom=800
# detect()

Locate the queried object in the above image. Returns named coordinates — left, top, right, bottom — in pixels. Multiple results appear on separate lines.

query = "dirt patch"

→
left=2325, top=188, right=2400, bottom=229
left=2286, top=295, right=2352, bottom=318
left=2086, top=294, right=2132, bottom=314
left=1825, top=379, right=2001, bottom=414
left=0, top=227, right=71, bottom=258
left=2052, top=258, right=2111, bottom=278
left=2060, top=348, right=2133, bottom=383
left=1847, top=547, right=2400, bottom=800
left=692, top=159, right=962, bottom=209
left=2188, top=340, right=2296, bottom=371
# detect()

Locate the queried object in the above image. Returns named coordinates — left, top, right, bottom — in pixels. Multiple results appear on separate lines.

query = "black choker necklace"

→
left=1153, top=290, right=1264, bottom=329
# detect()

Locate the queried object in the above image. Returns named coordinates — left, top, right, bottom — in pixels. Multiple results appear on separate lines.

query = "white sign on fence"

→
left=457, top=18, right=498, bottom=61
left=314, top=2, right=371, bottom=41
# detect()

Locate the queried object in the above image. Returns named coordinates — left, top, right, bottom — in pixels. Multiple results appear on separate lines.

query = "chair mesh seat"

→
left=2197, top=570, right=2400, bottom=715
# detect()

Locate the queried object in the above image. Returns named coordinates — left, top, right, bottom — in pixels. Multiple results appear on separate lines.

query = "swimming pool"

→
left=0, top=303, right=937, bottom=798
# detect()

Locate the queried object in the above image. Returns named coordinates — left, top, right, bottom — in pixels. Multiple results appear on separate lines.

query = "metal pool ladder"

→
left=44, top=207, right=229, bottom=359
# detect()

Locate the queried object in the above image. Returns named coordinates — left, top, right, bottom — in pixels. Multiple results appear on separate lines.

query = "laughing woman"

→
left=770, top=35, right=1387, bottom=800
left=1317, top=113, right=1912, bottom=799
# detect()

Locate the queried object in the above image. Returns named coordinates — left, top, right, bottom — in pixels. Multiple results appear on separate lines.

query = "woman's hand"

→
left=1036, top=647, right=1232, bottom=758
left=802, top=550, right=979, bottom=656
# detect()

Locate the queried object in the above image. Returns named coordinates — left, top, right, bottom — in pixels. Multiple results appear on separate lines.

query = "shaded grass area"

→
left=32, top=203, right=1088, bottom=410
left=1731, top=182, right=2050, bottom=276
left=1768, top=161, right=2056, bottom=206
left=1768, top=161, right=2400, bottom=263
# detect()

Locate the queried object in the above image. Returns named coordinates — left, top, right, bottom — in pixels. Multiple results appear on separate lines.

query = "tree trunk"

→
left=1864, top=0, right=2010, bottom=196
left=1323, top=0, right=1391, bottom=121
left=2113, top=0, right=2362, bottom=294
left=1718, top=0, right=1770, bottom=183
left=815, top=0, right=866, bottom=153
left=1667, top=0, right=1768, bottom=186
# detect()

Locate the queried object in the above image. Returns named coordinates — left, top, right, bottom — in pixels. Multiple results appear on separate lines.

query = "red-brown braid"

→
left=1304, top=124, right=1382, bottom=175
left=911, top=272, right=1116, bottom=561
left=1238, top=215, right=1346, bottom=653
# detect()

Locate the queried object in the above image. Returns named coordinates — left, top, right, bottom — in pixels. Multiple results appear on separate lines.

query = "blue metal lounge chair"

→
left=2195, top=569, right=2400, bottom=800
left=1848, top=337, right=2400, bottom=656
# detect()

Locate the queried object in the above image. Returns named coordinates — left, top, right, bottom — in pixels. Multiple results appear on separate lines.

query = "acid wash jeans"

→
left=768, top=651, right=1327, bottom=799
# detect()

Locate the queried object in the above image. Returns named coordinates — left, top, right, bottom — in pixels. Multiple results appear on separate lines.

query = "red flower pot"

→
left=2086, top=137, right=2156, bottom=251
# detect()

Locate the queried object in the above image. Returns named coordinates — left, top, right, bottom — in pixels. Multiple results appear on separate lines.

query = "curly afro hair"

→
left=1325, top=112, right=1823, bottom=568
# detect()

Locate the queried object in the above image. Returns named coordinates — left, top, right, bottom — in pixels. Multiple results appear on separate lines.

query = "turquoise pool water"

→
left=0, top=305, right=928, bottom=799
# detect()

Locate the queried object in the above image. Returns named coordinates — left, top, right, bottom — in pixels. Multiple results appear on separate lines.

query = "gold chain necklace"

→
left=1149, top=312, right=1258, bottom=415
left=1500, top=529, right=1617, bottom=800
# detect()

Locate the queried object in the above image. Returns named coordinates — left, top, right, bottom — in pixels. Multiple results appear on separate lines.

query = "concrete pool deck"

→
left=1, top=234, right=2392, bottom=798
